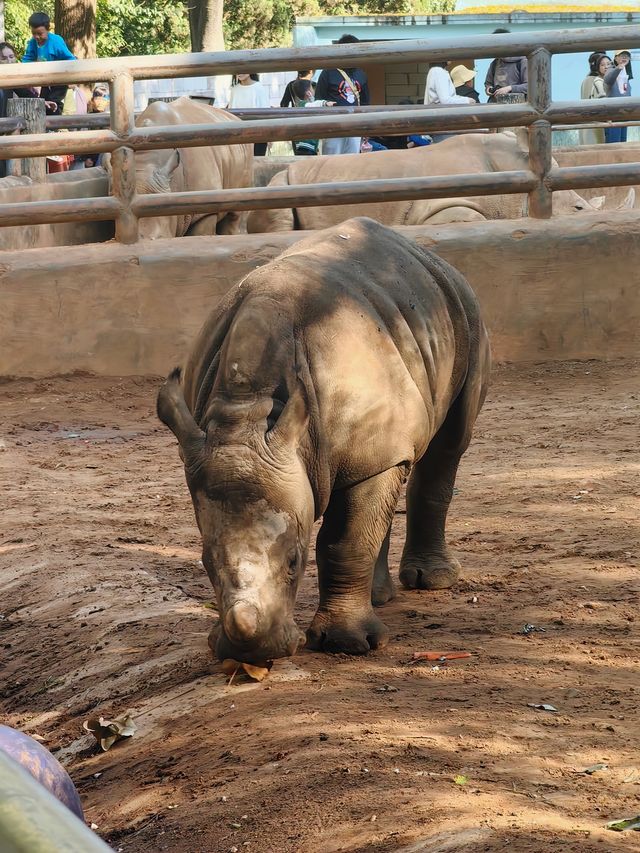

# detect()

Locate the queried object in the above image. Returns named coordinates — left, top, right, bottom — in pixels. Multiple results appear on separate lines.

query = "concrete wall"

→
left=1, top=212, right=638, bottom=377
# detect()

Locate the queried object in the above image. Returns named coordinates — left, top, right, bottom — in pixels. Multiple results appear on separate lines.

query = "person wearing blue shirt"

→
left=22, top=11, right=76, bottom=115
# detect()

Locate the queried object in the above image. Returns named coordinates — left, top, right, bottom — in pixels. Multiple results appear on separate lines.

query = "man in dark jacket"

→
left=484, top=28, right=527, bottom=101
left=315, top=34, right=370, bottom=155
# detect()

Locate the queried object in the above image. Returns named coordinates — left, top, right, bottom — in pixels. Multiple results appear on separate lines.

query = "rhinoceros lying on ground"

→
left=247, top=131, right=633, bottom=232
left=158, top=217, right=490, bottom=661
left=105, top=97, right=252, bottom=239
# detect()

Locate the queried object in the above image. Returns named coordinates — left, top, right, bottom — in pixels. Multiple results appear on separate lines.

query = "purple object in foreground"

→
left=0, top=724, right=84, bottom=819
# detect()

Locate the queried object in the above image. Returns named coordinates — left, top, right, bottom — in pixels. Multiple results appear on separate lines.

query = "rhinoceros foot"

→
left=306, top=608, right=389, bottom=655
left=399, top=552, right=461, bottom=591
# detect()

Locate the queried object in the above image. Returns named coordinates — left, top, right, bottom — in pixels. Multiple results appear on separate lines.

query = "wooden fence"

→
left=0, top=26, right=639, bottom=243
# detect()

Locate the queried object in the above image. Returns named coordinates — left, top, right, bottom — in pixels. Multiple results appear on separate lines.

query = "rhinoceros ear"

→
left=158, top=149, right=181, bottom=179
left=157, top=368, right=206, bottom=462
left=267, top=377, right=309, bottom=450
left=617, top=187, right=635, bottom=210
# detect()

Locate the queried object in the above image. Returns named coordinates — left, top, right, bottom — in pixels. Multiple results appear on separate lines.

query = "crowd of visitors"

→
left=0, top=13, right=636, bottom=171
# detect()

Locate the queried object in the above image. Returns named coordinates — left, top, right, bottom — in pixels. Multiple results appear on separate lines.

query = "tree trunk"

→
left=188, top=0, right=225, bottom=52
left=54, top=0, right=97, bottom=59
left=186, top=0, right=228, bottom=107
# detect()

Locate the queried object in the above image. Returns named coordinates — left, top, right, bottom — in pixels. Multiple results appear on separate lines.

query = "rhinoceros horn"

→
left=157, top=367, right=205, bottom=462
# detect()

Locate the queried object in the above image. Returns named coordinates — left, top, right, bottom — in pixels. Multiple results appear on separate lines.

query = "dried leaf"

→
left=221, top=659, right=272, bottom=684
left=454, top=775, right=468, bottom=785
left=241, top=662, right=271, bottom=682
left=83, top=714, right=136, bottom=751
left=527, top=703, right=558, bottom=712
left=606, top=815, right=640, bottom=832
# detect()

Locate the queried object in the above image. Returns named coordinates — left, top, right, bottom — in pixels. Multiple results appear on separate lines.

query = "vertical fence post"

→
left=527, top=47, right=553, bottom=219
left=6, top=98, right=47, bottom=182
left=110, top=73, right=139, bottom=244
left=6, top=122, right=24, bottom=178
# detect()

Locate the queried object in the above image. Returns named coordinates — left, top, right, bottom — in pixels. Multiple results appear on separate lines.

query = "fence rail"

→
left=1, top=24, right=640, bottom=242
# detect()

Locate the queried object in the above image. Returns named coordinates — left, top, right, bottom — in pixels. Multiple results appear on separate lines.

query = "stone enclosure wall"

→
left=0, top=142, right=638, bottom=377
left=1, top=211, right=638, bottom=377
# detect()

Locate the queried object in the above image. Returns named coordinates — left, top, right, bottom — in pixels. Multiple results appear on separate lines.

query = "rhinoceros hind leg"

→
left=307, top=467, right=404, bottom=654
left=371, top=526, right=395, bottom=606
left=400, top=335, right=490, bottom=592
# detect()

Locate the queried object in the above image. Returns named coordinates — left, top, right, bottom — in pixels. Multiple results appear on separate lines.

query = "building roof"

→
left=296, top=11, right=640, bottom=25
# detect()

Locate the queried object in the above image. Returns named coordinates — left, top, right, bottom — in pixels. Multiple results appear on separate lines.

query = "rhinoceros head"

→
left=157, top=369, right=313, bottom=662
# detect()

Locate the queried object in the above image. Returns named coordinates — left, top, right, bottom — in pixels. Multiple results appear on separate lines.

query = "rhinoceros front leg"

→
left=307, top=466, right=405, bottom=654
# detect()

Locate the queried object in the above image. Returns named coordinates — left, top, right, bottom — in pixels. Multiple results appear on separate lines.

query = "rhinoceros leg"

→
left=307, top=466, right=405, bottom=654
left=371, top=526, right=394, bottom=606
left=246, top=170, right=295, bottom=233
left=399, top=346, right=489, bottom=591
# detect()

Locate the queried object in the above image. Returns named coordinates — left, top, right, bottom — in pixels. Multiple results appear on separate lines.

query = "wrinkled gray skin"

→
left=158, top=217, right=490, bottom=662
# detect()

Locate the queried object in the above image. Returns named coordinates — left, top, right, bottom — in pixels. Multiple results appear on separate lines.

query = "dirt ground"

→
left=1, top=360, right=639, bottom=853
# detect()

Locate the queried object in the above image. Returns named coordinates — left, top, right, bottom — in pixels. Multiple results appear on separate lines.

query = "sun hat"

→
left=613, top=49, right=631, bottom=58
left=450, top=65, right=476, bottom=87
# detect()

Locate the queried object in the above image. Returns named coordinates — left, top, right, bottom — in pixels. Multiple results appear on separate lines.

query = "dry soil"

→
left=1, top=360, right=639, bottom=852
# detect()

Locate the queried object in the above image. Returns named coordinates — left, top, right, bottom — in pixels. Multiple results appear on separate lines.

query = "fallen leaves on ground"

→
left=221, top=659, right=273, bottom=684
left=83, top=714, right=136, bottom=751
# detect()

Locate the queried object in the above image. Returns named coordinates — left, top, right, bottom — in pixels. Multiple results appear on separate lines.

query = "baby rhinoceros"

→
left=158, top=217, right=490, bottom=662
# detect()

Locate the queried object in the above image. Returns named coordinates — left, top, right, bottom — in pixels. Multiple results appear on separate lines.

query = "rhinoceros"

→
left=247, top=131, right=632, bottom=233
left=158, top=217, right=490, bottom=661
left=105, top=97, right=252, bottom=239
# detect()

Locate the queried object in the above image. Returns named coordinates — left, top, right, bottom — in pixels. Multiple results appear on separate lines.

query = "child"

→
left=291, top=78, right=334, bottom=156
left=22, top=12, right=76, bottom=115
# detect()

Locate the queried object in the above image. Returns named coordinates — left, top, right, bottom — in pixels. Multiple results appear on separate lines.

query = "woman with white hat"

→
left=450, top=65, right=480, bottom=103
left=424, top=62, right=476, bottom=106
left=603, top=49, right=633, bottom=143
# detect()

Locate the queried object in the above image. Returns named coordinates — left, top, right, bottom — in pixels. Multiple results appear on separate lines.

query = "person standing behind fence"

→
left=424, top=63, right=476, bottom=106
left=290, top=78, right=335, bottom=156
left=450, top=65, right=481, bottom=103
left=228, top=73, right=270, bottom=156
left=21, top=12, right=76, bottom=115
left=579, top=53, right=610, bottom=145
left=423, top=62, right=474, bottom=143
left=281, top=70, right=315, bottom=107
left=0, top=42, right=39, bottom=116
left=314, top=34, right=370, bottom=155
left=604, top=50, right=633, bottom=143
left=484, top=28, right=527, bottom=101
left=0, top=41, right=39, bottom=178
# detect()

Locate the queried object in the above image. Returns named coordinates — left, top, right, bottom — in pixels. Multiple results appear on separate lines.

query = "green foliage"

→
left=223, top=0, right=456, bottom=51
left=4, top=0, right=456, bottom=57
left=4, top=0, right=55, bottom=54
left=95, top=0, right=189, bottom=57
